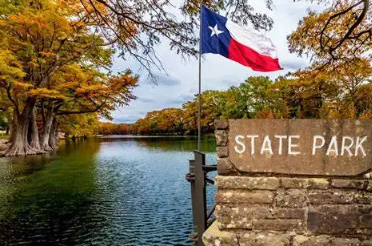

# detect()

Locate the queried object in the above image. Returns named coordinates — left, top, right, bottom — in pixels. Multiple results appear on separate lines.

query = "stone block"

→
left=202, top=222, right=237, bottom=246
left=275, top=190, right=307, bottom=208
left=253, top=207, right=305, bottom=220
left=216, top=205, right=253, bottom=229
left=215, top=130, right=228, bottom=146
left=367, top=181, right=372, bottom=191
left=215, top=176, right=280, bottom=190
left=358, top=207, right=372, bottom=229
left=363, top=171, right=372, bottom=179
left=331, top=238, right=361, bottom=246
left=227, top=119, right=372, bottom=177
left=217, top=146, right=229, bottom=158
left=240, top=232, right=290, bottom=246
left=331, top=179, right=367, bottom=190
left=217, top=158, right=234, bottom=175
left=354, top=192, right=372, bottom=204
left=292, top=235, right=332, bottom=246
left=307, top=205, right=372, bottom=234
left=308, top=191, right=354, bottom=205
left=362, top=240, right=372, bottom=246
left=253, top=219, right=304, bottom=232
left=281, top=178, right=329, bottom=189
left=216, top=190, right=274, bottom=204
left=214, top=119, right=229, bottom=130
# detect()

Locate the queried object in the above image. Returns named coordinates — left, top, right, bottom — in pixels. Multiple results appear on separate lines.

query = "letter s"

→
left=234, top=135, right=246, bottom=154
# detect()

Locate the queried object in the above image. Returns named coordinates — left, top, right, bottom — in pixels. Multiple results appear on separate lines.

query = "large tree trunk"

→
left=48, top=118, right=59, bottom=150
left=40, top=108, right=54, bottom=151
left=4, top=98, right=43, bottom=156
left=5, top=110, right=12, bottom=136
left=8, top=110, right=17, bottom=144
left=29, top=108, right=41, bottom=150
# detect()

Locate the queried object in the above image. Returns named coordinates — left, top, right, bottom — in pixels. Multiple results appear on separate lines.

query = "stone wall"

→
left=203, top=119, right=372, bottom=246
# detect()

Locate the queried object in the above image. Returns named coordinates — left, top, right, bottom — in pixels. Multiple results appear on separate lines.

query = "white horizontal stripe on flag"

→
left=226, top=20, right=278, bottom=59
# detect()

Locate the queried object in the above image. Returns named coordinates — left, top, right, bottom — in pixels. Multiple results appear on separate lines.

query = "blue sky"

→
left=109, top=0, right=323, bottom=124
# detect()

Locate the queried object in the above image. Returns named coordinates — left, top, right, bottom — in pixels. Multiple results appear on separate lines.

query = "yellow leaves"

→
left=0, top=0, right=138, bottom=124
left=13, top=81, right=32, bottom=89
left=28, top=88, right=66, bottom=99
left=0, top=49, right=25, bottom=83
left=75, top=84, right=104, bottom=96
left=39, top=51, right=57, bottom=58
left=359, top=110, right=372, bottom=119
left=288, top=1, right=372, bottom=63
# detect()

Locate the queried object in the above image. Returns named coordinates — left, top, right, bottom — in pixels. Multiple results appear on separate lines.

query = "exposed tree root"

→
left=42, top=145, right=53, bottom=152
left=4, top=144, right=46, bottom=157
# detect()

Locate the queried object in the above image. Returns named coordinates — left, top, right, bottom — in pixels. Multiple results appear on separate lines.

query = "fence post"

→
left=187, top=160, right=198, bottom=243
left=194, top=151, right=207, bottom=246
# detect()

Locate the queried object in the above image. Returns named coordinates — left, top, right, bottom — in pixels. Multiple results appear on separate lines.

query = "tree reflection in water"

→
left=0, top=136, right=216, bottom=245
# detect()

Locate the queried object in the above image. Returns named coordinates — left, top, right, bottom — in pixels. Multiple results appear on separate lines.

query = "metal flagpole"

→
left=197, top=5, right=202, bottom=152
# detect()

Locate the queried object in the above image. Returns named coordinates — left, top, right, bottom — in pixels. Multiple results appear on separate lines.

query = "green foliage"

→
left=101, top=71, right=371, bottom=136
left=58, top=114, right=99, bottom=137
left=0, top=116, right=7, bottom=130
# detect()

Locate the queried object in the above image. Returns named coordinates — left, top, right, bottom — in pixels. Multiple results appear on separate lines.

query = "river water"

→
left=0, top=136, right=217, bottom=245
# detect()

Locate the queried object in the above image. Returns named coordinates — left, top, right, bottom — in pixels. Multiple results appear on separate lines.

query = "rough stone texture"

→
left=212, top=176, right=372, bottom=241
left=253, top=219, right=304, bottom=232
left=359, top=206, right=372, bottom=229
left=215, top=130, right=228, bottom=146
left=362, top=240, right=372, bottom=246
left=215, top=176, right=280, bottom=190
left=307, top=205, right=372, bottom=235
left=253, top=207, right=305, bottom=220
left=208, top=120, right=372, bottom=245
left=355, top=192, right=372, bottom=204
left=216, top=205, right=253, bottom=229
left=364, top=171, right=372, bottom=179
left=205, top=221, right=372, bottom=246
left=217, top=146, right=229, bottom=158
left=215, top=119, right=229, bottom=130
left=331, top=179, right=367, bottom=190
left=308, top=191, right=354, bottom=205
left=217, top=158, right=234, bottom=175
left=275, top=190, right=307, bottom=208
left=281, top=178, right=329, bottom=189
left=204, top=223, right=291, bottom=246
left=203, top=222, right=237, bottom=246
left=227, top=119, right=372, bottom=176
left=292, top=235, right=332, bottom=246
left=240, top=233, right=290, bottom=246
left=216, top=205, right=306, bottom=230
left=366, top=181, right=372, bottom=191
left=216, top=190, right=274, bottom=204
left=332, top=238, right=362, bottom=246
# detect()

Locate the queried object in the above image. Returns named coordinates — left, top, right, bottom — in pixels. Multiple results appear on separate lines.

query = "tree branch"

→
left=56, top=101, right=106, bottom=115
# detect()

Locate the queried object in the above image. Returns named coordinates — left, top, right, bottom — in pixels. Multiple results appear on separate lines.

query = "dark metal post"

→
left=187, top=160, right=198, bottom=243
left=186, top=151, right=217, bottom=245
left=194, top=151, right=206, bottom=245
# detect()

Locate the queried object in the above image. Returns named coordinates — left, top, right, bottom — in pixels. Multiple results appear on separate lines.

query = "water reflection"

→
left=98, top=135, right=217, bottom=153
left=0, top=136, right=216, bottom=245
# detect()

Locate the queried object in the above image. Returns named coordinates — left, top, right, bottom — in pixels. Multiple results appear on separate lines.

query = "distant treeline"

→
left=98, top=75, right=372, bottom=135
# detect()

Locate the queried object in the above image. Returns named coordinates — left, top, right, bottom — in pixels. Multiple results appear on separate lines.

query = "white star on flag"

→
left=209, top=24, right=224, bottom=37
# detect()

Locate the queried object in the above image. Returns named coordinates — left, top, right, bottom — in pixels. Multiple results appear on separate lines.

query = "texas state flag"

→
left=201, top=6, right=282, bottom=72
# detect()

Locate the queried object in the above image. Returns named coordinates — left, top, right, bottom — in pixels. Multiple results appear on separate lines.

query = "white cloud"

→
left=110, top=0, right=324, bottom=123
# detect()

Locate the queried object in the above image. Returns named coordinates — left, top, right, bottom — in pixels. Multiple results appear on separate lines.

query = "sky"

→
left=109, top=0, right=324, bottom=124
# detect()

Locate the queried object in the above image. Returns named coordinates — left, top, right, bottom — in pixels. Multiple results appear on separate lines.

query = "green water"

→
left=0, top=136, right=217, bottom=245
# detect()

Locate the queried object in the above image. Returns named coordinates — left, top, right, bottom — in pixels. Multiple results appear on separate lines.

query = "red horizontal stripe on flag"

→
left=228, top=39, right=281, bottom=72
